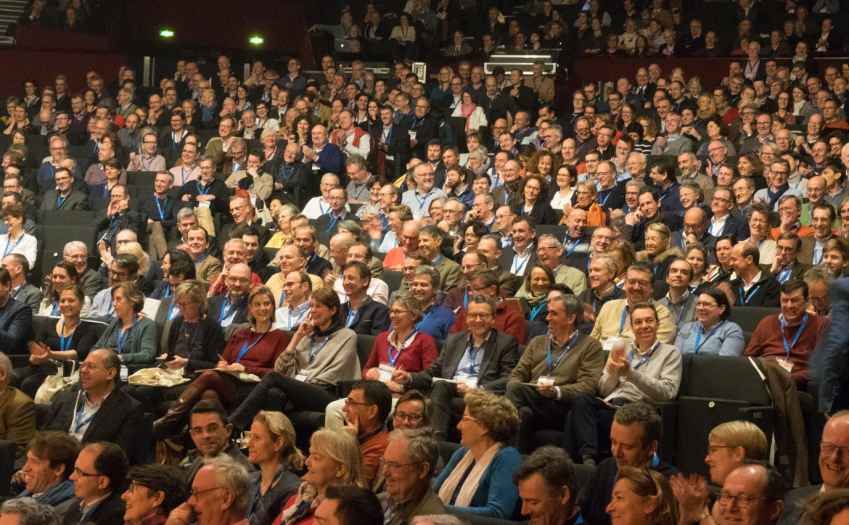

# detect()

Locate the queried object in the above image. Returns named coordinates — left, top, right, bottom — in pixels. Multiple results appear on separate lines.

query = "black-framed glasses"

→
left=190, top=486, right=223, bottom=499
left=393, top=412, right=423, bottom=423
left=73, top=467, right=101, bottom=478
left=717, top=492, right=768, bottom=508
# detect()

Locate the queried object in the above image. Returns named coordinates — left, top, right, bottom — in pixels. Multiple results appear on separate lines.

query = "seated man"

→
left=712, top=462, right=785, bottom=525
left=516, top=234, right=587, bottom=296
left=771, top=232, right=811, bottom=284
left=744, top=280, right=830, bottom=389
left=417, top=225, right=462, bottom=292
left=266, top=245, right=324, bottom=306
left=220, top=195, right=270, bottom=246
left=338, top=261, right=390, bottom=336
left=770, top=195, right=814, bottom=240
left=180, top=399, right=254, bottom=484
left=206, top=263, right=252, bottom=330
left=513, top=446, right=583, bottom=525
left=314, top=188, right=361, bottom=236
left=294, top=225, right=333, bottom=277
left=0, top=352, right=34, bottom=457
left=378, top=429, right=446, bottom=524
left=570, top=303, right=683, bottom=466
left=442, top=252, right=488, bottom=311
left=315, top=486, right=384, bottom=525
left=778, top=412, right=849, bottom=525
left=274, top=270, right=313, bottom=331
left=451, top=269, right=527, bottom=344
left=590, top=263, right=676, bottom=347
left=64, top=442, right=128, bottom=525
left=408, top=266, right=456, bottom=341
left=40, top=167, right=88, bottom=211
left=401, top=295, right=519, bottom=439
left=577, top=402, right=680, bottom=525
left=302, top=173, right=347, bottom=219
left=167, top=455, right=252, bottom=525
left=13, top=431, right=81, bottom=515
left=0, top=267, right=33, bottom=357
left=207, top=238, right=262, bottom=297
left=1, top=253, right=41, bottom=314
left=579, top=255, right=625, bottom=324
left=341, top=241, right=389, bottom=303
left=90, top=254, right=145, bottom=319
left=506, top=294, right=604, bottom=452
left=185, top=225, right=223, bottom=289
left=338, top=380, right=391, bottom=487
left=383, top=220, right=421, bottom=272
left=43, top=349, right=144, bottom=464
left=727, top=241, right=781, bottom=307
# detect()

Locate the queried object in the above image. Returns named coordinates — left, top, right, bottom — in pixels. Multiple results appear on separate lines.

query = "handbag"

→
left=128, top=367, right=191, bottom=387
left=34, top=361, right=78, bottom=405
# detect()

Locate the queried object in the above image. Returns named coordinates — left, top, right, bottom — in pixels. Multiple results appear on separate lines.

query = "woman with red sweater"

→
left=324, top=293, right=438, bottom=428
left=153, top=285, right=289, bottom=439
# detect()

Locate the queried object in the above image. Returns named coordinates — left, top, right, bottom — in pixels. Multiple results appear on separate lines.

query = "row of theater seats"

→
left=3, top=309, right=805, bottom=479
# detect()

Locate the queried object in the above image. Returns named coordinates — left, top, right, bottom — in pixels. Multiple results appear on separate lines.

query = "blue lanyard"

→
left=666, top=297, right=686, bottom=328
left=60, top=319, right=79, bottom=351
left=777, top=267, right=792, bottom=283
left=248, top=465, right=287, bottom=520
left=196, top=182, right=211, bottom=195
left=628, top=341, right=660, bottom=370
left=287, top=302, right=310, bottom=328
left=512, top=253, right=530, bottom=274
left=781, top=314, right=808, bottom=357
left=388, top=331, right=417, bottom=367
left=564, top=237, right=581, bottom=257
left=463, top=289, right=468, bottom=309
left=155, top=196, right=167, bottom=223
left=521, top=203, right=533, bottom=216
left=694, top=321, right=725, bottom=354
left=219, top=297, right=242, bottom=323
left=280, top=164, right=292, bottom=182
left=74, top=403, right=96, bottom=433
left=319, top=201, right=328, bottom=215
left=468, top=343, right=484, bottom=375
left=117, top=318, right=137, bottom=355
left=52, top=300, right=60, bottom=316
left=618, top=306, right=628, bottom=335
left=346, top=306, right=359, bottom=328
left=658, top=186, right=673, bottom=202
left=3, top=234, right=23, bottom=257
left=237, top=332, right=265, bottom=363
left=308, top=334, right=333, bottom=364
left=547, top=331, right=579, bottom=375
left=57, top=193, right=66, bottom=208
left=415, top=305, right=436, bottom=331
left=352, top=182, right=368, bottom=201
left=738, top=281, right=763, bottom=305
left=598, top=189, right=612, bottom=206
left=413, top=190, right=431, bottom=210
left=180, top=167, right=190, bottom=185
left=529, top=300, right=548, bottom=321
left=326, top=215, right=340, bottom=233
left=382, top=127, right=393, bottom=143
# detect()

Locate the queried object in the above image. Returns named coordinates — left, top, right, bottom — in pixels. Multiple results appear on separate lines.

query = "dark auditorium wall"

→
left=0, top=48, right=128, bottom=97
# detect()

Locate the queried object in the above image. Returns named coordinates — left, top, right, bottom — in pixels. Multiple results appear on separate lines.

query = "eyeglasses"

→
left=190, top=486, right=224, bottom=499
left=393, top=412, right=423, bottom=423
left=73, top=467, right=101, bottom=478
left=389, top=309, right=410, bottom=316
left=381, top=459, right=421, bottom=472
left=126, top=481, right=152, bottom=494
left=821, top=442, right=849, bottom=457
left=695, top=302, right=718, bottom=308
left=344, top=398, right=374, bottom=407
left=712, top=196, right=733, bottom=204
left=717, top=493, right=768, bottom=508
left=467, top=313, right=493, bottom=320
left=109, top=270, right=130, bottom=278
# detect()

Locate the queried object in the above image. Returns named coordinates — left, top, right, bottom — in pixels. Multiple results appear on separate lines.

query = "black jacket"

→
left=45, top=387, right=145, bottom=464
left=314, top=211, right=361, bottom=236
left=166, top=315, right=226, bottom=374
left=339, top=298, right=390, bottom=336
left=40, top=189, right=89, bottom=211
left=502, top=84, right=537, bottom=114
left=410, top=329, right=518, bottom=394
left=207, top=294, right=250, bottom=326
left=178, top=178, right=231, bottom=215
left=0, top=297, right=34, bottom=356
left=404, top=115, right=440, bottom=158
left=92, top=208, right=147, bottom=249
left=622, top=212, right=684, bottom=250
left=63, top=489, right=126, bottom=525
left=481, top=92, right=511, bottom=124
left=500, top=246, right=538, bottom=279
left=305, top=254, right=333, bottom=278
left=729, top=274, right=781, bottom=308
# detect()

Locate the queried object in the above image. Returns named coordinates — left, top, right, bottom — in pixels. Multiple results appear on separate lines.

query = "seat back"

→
left=383, top=271, right=403, bottom=294
left=729, top=307, right=780, bottom=336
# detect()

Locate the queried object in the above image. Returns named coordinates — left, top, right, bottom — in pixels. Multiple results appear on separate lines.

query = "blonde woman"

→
left=642, top=223, right=678, bottom=281
left=272, top=428, right=366, bottom=525
left=606, top=467, right=678, bottom=525
left=247, top=411, right=306, bottom=525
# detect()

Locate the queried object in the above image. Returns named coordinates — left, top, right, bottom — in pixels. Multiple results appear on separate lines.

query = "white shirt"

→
left=0, top=232, right=36, bottom=267
left=302, top=197, right=350, bottom=219
left=709, top=214, right=729, bottom=236
left=274, top=300, right=312, bottom=330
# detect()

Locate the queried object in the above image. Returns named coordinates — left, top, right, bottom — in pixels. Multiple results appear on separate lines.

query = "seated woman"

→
left=15, top=286, right=98, bottom=398
left=452, top=90, right=488, bottom=133
left=642, top=223, right=677, bottom=282
left=606, top=467, right=678, bottom=525
left=87, top=157, right=122, bottom=199
left=550, top=165, right=577, bottom=211
left=121, top=464, right=188, bottom=525
left=433, top=389, right=522, bottom=519
left=453, top=220, right=487, bottom=263
left=153, top=285, right=288, bottom=439
left=684, top=243, right=710, bottom=294
left=324, top=293, right=438, bottom=429
left=246, top=411, right=305, bottom=525
left=674, top=288, right=746, bottom=356
left=745, top=203, right=776, bottom=266
left=0, top=203, right=36, bottom=268
left=228, top=288, right=360, bottom=433
left=705, top=234, right=737, bottom=284
left=38, top=261, right=92, bottom=317
left=565, top=181, right=607, bottom=227
left=123, top=280, right=225, bottom=414
left=519, top=264, right=555, bottom=323
left=266, top=204, right=300, bottom=249
left=271, top=427, right=366, bottom=525
left=148, top=249, right=195, bottom=300
left=93, top=281, right=157, bottom=366
left=512, top=174, right=555, bottom=226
